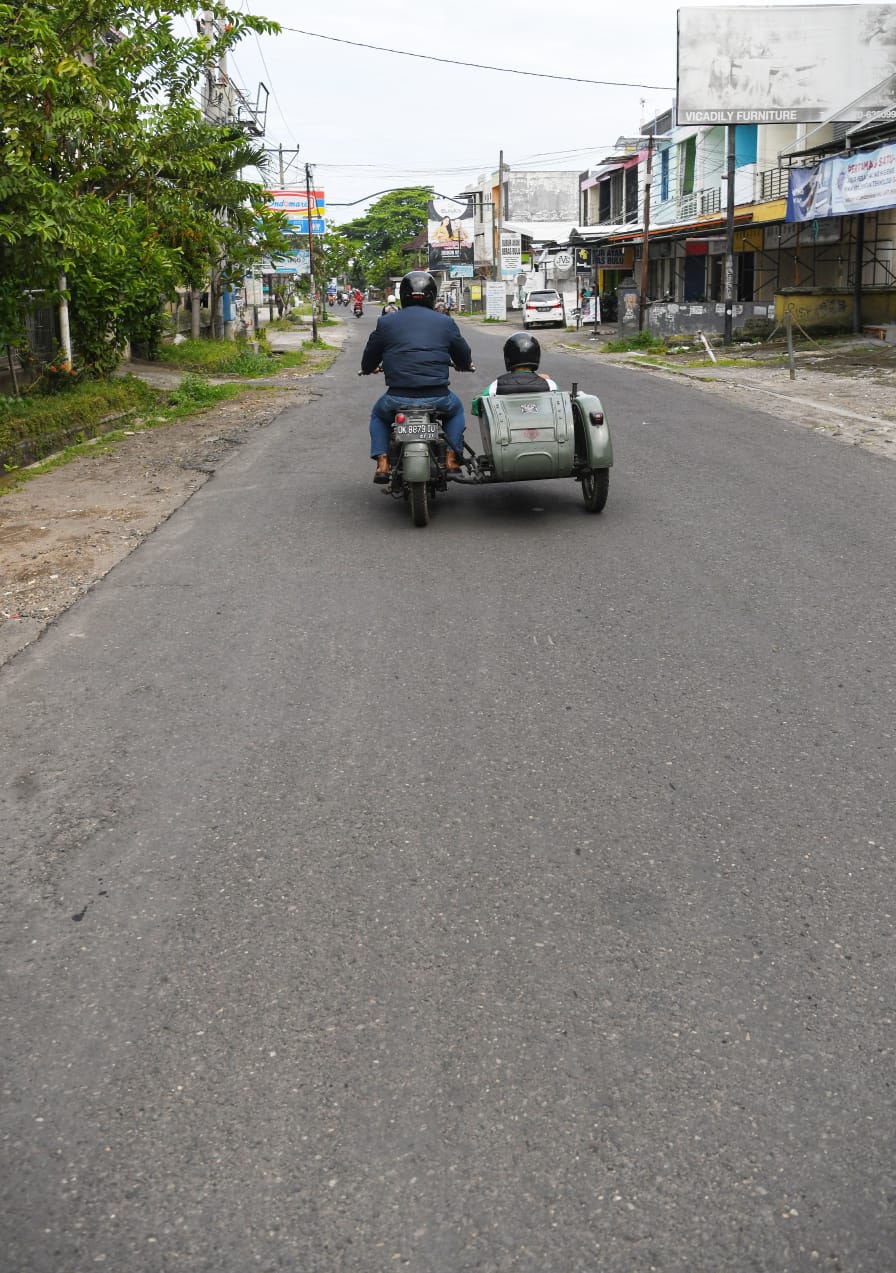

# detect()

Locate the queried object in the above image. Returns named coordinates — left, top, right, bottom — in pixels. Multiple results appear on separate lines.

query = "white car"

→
left=523, top=289, right=565, bottom=329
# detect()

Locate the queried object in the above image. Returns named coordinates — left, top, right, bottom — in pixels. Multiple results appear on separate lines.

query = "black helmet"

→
left=399, top=270, right=438, bottom=308
left=503, top=332, right=541, bottom=372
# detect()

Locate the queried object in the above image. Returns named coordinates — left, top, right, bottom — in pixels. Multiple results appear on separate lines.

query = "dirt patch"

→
left=0, top=381, right=317, bottom=665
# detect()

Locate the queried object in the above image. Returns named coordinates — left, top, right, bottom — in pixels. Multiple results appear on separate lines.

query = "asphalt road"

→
left=2, top=312, right=894, bottom=1272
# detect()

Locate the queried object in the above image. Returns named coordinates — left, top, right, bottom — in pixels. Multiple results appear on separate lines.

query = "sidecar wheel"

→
left=409, top=481, right=430, bottom=527
left=581, top=467, right=609, bottom=513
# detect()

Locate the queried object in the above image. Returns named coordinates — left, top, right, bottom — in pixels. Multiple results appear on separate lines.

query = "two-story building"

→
left=569, top=101, right=896, bottom=338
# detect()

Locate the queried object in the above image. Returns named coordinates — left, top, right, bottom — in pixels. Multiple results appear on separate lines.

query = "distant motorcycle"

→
left=353, top=300, right=364, bottom=318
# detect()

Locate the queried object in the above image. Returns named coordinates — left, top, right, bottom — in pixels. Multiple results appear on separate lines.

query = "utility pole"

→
left=638, top=130, right=654, bottom=332
left=271, top=146, right=301, bottom=186
left=723, top=124, right=737, bottom=345
left=58, top=275, right=73, bottom=363
left=305, top=162, right=318, bottom=342
left=201, top=8, right=238, bottom=338
left=495, top=150, right=504, bottom=284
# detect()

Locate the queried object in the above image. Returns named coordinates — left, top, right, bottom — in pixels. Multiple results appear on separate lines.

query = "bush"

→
left=166, top=373, right=228, bottom=409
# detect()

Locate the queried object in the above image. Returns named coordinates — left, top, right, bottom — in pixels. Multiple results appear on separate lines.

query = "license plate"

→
left=393, top=417, right=439, bottom=441
left=537, top=306, right=553, bottom=313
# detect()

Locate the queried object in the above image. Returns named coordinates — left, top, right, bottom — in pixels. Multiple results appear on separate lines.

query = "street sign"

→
left=553, top=251, right=573, bottom=270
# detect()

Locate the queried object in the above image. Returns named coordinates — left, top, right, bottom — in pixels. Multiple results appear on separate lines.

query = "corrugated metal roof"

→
left=502, top=220, right=578, bottom=244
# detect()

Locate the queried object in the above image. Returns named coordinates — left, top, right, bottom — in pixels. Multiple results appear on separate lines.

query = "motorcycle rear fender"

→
left=401, top=441, right=433, bottom=483
left=573, top=392, right=614, bottom=468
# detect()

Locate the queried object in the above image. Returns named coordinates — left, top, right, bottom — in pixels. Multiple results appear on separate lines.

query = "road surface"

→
left=2, top=312, right=894, bottom=1271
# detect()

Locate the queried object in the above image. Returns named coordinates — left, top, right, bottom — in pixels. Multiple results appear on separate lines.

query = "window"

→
left=660, top=149, right=670, bottom=202
left=682, top=136, right=696, bottom=195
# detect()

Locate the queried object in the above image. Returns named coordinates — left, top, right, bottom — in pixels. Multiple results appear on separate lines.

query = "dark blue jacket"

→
left=361, top=306, right=473, bottom=393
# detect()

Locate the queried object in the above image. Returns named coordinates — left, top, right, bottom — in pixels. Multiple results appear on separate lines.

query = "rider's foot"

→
left=373, top=455, right=391, bottom=483
left=445, top=450, right=461, bottom=473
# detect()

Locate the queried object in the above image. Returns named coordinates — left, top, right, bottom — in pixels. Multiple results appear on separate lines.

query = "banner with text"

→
left=787, top=143, right=896, bottom=220
left=427, top=196, right=475, bottom=271
left=267, top=188, right=326, bottom=237
left=500, top=232, right=522, bottom=278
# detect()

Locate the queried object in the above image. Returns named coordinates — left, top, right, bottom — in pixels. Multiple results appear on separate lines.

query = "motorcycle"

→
left=353, top=300, right=364, bottom=317
left=363, top=372, right=612, bottom=528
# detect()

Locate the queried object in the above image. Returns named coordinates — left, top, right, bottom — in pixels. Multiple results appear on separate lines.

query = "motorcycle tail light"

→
left=589, top=410, right=604, bottom=426
left=395, top=413, right=406, bottom=424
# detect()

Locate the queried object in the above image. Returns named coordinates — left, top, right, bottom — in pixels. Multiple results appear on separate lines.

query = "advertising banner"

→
left=500, top=231, right=522, bottom=278
left=267, top=189, right=326, bottom=236
left=485, top=281, right=507, bottom=320
left=592, top=245, right=634, bottom=269
left=427, top=196, right=475, bottom=271
left=262, top=249, right=311, bottom=275
left=677, top=5, right=896, bottom=124
left=787, top=143, right=896, bottom=220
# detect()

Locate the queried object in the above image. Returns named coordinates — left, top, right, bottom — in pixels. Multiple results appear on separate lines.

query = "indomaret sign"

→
left=677, top=5, right=896, bottom=124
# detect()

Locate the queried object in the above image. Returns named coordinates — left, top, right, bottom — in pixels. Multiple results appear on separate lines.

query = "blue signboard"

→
left=282, top=216, right=327, bottom=235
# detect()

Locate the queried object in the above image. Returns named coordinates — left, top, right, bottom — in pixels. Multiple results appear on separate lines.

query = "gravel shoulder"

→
left=1, top=326, right=894, bottom=667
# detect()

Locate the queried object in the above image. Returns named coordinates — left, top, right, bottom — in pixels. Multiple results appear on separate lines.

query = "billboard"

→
left=677, top=5, right=896, bottom=124
left=266, top=188, right=326, bottom=236
left=427, top=196, right=474, bottom=271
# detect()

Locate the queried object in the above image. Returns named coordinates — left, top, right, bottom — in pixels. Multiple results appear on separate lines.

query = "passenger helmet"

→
left=399, top=271, right=438, bottom=308
left=387, top=294, right=396, bottom=304
left=503, top=331, right=541, bottom=371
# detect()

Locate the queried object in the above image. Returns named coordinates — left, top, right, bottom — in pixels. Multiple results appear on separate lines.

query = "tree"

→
left=338, top=187, right=433, bottom=291
left=0, top=1, right=279, bottom=359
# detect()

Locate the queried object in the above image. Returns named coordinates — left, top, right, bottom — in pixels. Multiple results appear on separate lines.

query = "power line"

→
left=281, top=26, right=674, bottom=91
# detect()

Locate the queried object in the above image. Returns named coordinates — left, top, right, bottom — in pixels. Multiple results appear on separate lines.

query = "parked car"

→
left=523, top=289, right=565, bottom=329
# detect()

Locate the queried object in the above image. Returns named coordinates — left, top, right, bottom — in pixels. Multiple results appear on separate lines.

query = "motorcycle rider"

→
left=361, top=270, right=475, bottom=483
left=381, top=293, right=399, bottom=315
left=476, top=332, right=558, bottom=404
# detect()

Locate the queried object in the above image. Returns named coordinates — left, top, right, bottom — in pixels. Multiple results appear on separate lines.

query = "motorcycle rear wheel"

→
left=408, top=481, right=430, bottom=527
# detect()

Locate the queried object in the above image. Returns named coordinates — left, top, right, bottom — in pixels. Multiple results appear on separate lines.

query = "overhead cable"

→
left=281, top=26, right=674, bottom=91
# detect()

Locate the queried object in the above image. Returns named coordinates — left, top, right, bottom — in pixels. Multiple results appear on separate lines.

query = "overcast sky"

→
left=221, top=0, right=853, bottom=222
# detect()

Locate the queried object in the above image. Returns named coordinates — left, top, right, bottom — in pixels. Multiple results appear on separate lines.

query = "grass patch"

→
left=602, top=331, right=667, bottom=354
left=0, top=372, right=252, bottom=486
left=0, top=377, right=159, bottom=472
left=157, top=337, right=279, bottom=376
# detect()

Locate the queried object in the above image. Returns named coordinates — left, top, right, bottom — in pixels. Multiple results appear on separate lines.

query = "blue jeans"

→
left=369, top=390, right=465, bottom=459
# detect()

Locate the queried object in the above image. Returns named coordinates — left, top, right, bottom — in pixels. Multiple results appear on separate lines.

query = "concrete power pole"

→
left=723, top=125, right=737, bottom=346
left=201, top=9, right=236, bottom=339
left=495, top=150, right=504, bottom=287
left=305, top=163, right=318, bottom=342
left=638, top=131, right=654, bottom=332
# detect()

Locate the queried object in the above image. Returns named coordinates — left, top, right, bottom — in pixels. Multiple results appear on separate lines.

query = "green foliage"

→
left=337, top=187, right=432, bottom=290
left=0, top=377, right=158, bottom=466
left=166, top=373, right=230, bottom=409
left=0, top=2, right=281, bottom=354
left=602, top=331, right=667, bottom=353
left=156, top=338, right=276, bottom=376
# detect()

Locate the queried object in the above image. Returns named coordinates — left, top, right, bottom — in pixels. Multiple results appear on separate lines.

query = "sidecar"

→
left=469, top=388, right=613, bottom=512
